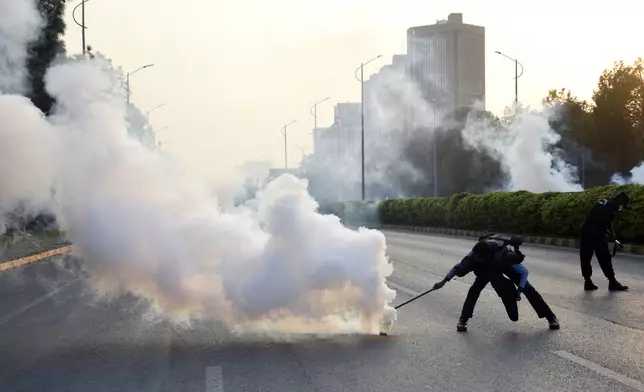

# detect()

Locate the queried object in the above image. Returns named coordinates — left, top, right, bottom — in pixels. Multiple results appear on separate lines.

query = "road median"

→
left=381, top=224, right=644, bottom=256
left=0, top=246, right=74, bottom=272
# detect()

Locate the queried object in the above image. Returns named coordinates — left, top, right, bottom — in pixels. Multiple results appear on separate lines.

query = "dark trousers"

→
left=505, top=270, right=555, bottom=320
left=579, top=230, right=615, bottom=280
left=460, top=270, right=555, bottom=321
left=460, top=272, right=518, bottom=321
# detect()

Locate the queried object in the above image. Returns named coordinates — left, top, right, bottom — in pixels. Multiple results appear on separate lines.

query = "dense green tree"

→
left=544, top=59, right=644, bottom=182
left=590, top=58, right=644, bottom=174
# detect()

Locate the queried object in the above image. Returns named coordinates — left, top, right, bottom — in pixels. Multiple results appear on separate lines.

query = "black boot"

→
left=608, top=279, right=628, bottom=291
left=547, top=316, right=560, bottom=330
left=584, top=279, right=598, bottom=291
left=456, top=318, right=468, bottom=332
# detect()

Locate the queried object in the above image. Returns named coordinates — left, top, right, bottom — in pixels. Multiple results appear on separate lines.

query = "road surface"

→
left=1, top=229, right=643, bottom=392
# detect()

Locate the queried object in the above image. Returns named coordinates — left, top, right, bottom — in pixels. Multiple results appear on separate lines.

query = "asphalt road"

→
left=1, top=230, right=643, bottom=392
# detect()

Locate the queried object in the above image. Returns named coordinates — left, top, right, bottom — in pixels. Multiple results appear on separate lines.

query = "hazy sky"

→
left=62, top=0, right=642, bottom=181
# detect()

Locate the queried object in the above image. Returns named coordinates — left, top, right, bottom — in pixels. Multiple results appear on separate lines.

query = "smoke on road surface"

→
left=0, top=0, right=396, bottom=336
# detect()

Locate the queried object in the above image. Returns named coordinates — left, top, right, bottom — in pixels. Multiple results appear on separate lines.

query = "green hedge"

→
left=376, top=185, right=644, bottom=244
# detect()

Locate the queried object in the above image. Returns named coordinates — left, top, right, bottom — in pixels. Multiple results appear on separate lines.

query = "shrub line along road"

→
left=0, top=230, right=643, bottom=391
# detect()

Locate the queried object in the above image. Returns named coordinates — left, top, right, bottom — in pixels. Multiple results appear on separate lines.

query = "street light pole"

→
left=124, top=63, right=155, bottom=105
left=494, top=51, right=524, bottom=104
left=355, top=54, right=382, bottom=201
left=281, top=120, right=297, bottom=169
left=310, top=96, right=331, bottom=131
left=72, top=0, right=91, bottom=55
left=310, top=97, right=331, bottom=151
left=146, top=103, right=167, bottom=126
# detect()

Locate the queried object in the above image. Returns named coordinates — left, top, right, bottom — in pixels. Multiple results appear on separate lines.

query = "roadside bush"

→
left=376, top=185, right=644, bottom=244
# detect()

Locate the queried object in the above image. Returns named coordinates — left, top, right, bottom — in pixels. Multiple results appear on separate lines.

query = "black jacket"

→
left=451, top=240, right=525, bottom=278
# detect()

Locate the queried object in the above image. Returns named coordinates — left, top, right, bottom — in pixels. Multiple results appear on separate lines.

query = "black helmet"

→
left=614, top=192, right=630, bottom=206
left=509, top=236, right=523, bottom=247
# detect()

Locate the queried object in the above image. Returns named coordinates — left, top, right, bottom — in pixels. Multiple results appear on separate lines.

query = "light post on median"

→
left=355, top=55, right=382, bottom=201
left=72, top=0, right=91, bottom=55
left=494, top=51, right=524, bottom=105
left=281, top=120, right=297, bottom=169
left=310, top=97, right=331, bottom=146
left=310, top=97, right=331, bottom=131
left=146, top=103, right=167, bottom=127
left=154, top=126, right=169, bottom=149
left=124, top=64, right=155, bottom=105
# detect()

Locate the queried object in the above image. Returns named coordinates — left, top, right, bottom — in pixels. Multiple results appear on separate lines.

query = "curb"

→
left=0, top=246, right=74, bottom=272
left=380, top=225, right=644, bottom=256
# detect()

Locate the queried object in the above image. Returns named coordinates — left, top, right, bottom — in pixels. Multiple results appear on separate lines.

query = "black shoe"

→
left=584, top=280, right=598, bottom=291
left=456, top=319, right=468, bottom=332
left=547, top=316, right=560, bottom=330
left=608, top=280, right=628, bottom=291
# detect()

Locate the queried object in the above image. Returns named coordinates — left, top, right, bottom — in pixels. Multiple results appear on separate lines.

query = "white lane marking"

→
left=387, top=281, right=421, bottom=297
left=205, top=366, right=224, bottom=392
left=552, top=350, right=644, bottom=391
left=0, top=278, right=80, bottom=327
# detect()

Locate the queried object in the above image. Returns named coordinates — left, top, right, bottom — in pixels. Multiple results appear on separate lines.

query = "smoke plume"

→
left=0, top=0, right=41, bottom=94
left=461, top=106, right=583, bottom=193
left=611, top=162, right=644, bottom=185
left=0, top=32, right=396, bottom=334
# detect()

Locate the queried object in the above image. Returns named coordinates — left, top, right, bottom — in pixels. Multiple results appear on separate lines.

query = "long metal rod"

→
left=394, top=287, right=436, bottom=309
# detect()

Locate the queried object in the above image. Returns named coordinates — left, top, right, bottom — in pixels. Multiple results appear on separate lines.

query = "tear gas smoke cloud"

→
left=461, top=107, right=584, bottom=193
left=611, top=162, right=644, bottom=185
left=302, top=58, right=435, bottom=202
left=0, top=0, right=41, bottom=94
left=0, top=0, right=397, bottom=335
left=214, top=160, right=274, bottom=210
left=0, top=95, right=59, bottom=230
left=304, top=50, right=586, bottom=202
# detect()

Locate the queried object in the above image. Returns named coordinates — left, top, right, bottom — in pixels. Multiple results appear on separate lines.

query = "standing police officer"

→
left=580, top=192, right=629, bottom=291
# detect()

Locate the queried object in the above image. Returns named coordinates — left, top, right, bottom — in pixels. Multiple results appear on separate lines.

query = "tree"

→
left=26, top=0, right=67, bottom=115
left=590, top=58, right=644, bottom=175
left=542, top=88, right=611, bottom=186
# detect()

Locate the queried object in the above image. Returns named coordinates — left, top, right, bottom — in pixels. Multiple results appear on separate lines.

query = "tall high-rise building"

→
left=407, top=13, right=485, bottom=130
left=314, top=102, right=361, bottom=159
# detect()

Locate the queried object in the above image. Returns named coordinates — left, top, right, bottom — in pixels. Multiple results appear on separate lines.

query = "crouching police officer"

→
left=433, top=236, right=559, bottom=332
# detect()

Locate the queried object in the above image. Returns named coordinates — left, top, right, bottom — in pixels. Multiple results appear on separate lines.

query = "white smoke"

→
left=611, top=162, right=644, bottom=185
left=0, top=0, right=42, bottom=94
left=214, top=160, right=273, bottom=210
left=303, top=55, right=435, bottom=202
left=0, top=95, right=59, bottom=230
left=461, top=107, right=583, bottom=193
left=0, top=52, right=397, bottom=334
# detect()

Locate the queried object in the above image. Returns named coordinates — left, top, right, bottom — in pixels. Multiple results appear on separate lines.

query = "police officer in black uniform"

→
left=433, top=236, right=559, bottom=332
left=580, top=192, right=630, bottom=291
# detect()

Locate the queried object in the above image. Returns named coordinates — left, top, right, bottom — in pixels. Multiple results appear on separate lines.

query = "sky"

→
left=61, top=0, right=643, bottom=181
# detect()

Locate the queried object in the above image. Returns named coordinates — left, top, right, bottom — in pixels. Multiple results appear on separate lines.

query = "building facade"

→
left=407, top=13, right=485, bottom=130
left=314, top=102, right=361, bottom=160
